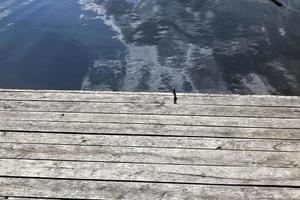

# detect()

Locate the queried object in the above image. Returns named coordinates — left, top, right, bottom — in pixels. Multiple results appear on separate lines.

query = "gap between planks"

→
left=1, top=121, right=300, bottom=139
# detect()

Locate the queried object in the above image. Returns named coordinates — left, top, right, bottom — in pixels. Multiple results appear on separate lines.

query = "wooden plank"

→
left=1, top=100, right=300, bottom=119
left=0, top=90, right=300, bottom=107
left=0, top=198, right=53, bottom=200
left=1, top=198, right=54, bottom=200
left=1, top=143, right=299, bottom=168
left=1, top=131, right=299, bottom=152
left=1, top=178, right=300, bottom=200
left=0, top=89, right=172, bottom=95
left=0, top=89, right=297, bottom=98
left=1, top=121, right=299, bottom=139
left=1, top=159, right=299, bottom=186
left=1, top=110, right=300, bottom=129
left=0, top=197, right=53, bottom=200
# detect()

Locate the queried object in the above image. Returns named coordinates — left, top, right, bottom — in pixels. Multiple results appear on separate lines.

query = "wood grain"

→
left=1, top=131, right=299, bottom=152
left=1, top=178, right=299, bottom=200
left=1, top=159, right=299, bottom=186
left=1, top=120, right=299, bottom=139
left=1, top=89, right=300, bottom=199
left=1, top=143, right=299, bottom=168
left=1, top=110, right=300, bottom=128
left=1, top=100, right=300, bottom=118
left=1, top=89, right=299, bottom=107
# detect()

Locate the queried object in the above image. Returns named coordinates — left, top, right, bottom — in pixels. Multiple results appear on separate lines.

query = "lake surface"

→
left=0, top=0, right=300, bottom=95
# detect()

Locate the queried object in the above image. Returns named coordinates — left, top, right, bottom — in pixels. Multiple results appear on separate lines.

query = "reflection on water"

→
left=1, top=0, right=300, bottom=94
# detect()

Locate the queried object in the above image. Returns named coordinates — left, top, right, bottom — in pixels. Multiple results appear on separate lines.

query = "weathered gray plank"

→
left=1, top=143, right=299, bottom=168
left=1, top=111, right=300, bottom=128
left=1, top=159, right=299, bottom=186
left=1, top=100, right=300, bottom=118
left=1, top=178, right=299, bottom=200
left=1, top=90, right=299, bottom=200
left=1, top=131, right=299, bottom=152
left=0, top=90, right=300, bottom=107
left=1, top=121, right=299, bottom=139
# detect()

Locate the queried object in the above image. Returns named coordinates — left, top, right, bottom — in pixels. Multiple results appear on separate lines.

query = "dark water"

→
left=1, top=0, right=300, bottom=94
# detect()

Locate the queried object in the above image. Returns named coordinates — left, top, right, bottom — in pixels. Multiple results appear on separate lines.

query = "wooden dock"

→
left=0, top=89, right=299, bottom=199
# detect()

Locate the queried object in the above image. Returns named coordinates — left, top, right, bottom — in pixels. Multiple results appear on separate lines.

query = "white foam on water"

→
left=122, top=45, right=162, bottom=90
left=267, top=60, right=298, bottom=82
left=279, top=27, right=286, bottom=36
left=184, top=44, right=213, bottom=67
left=241, top=73, right=276, bottom=94
left=131, top=19, right=142, bottom=29
left=81, top=58, right=125, bottom=91
left=79, top=14, right=85, bottom=20
left=79, top=0, right=122, bottom=38
left=78, top=0, right=129, bottom=90
left=21, top=0, right=35, bottom=6
left=132, top=30, right=144, bottom=40
left=0, top=9, right=11, bottom=20
left=1, top=22, right=14, bottom=31
left=78, top=0, right=289, bottom=93
left=0, top=0, right=36, bottom=23
left=0, top=9, right=12, bottom=31
left=78, top=0, right=201, bottom=92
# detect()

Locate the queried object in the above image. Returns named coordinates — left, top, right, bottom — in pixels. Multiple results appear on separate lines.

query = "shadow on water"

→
left=0, top=32, right=90, bottom=89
